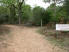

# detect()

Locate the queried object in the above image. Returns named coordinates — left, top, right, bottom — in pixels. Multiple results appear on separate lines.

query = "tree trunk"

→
left=17, top=0, right=24, bottom=24
left=54, top=0, right=57, bottom=24
left=18, top=3, right=22, bottom=24
left=41, top=19, right=42, bottom=28
left=9, top=4, right=16, bottom=24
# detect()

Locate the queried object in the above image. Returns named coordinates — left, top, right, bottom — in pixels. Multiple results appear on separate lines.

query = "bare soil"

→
left=0, top=25, right=67, bottom=52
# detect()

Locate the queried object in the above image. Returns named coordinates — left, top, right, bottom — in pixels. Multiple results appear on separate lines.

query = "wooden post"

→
left=41, top=19, right=42, bottom=28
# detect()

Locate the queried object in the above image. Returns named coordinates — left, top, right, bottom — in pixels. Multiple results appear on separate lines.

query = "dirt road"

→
left=0, top=25, right=66, bottom=52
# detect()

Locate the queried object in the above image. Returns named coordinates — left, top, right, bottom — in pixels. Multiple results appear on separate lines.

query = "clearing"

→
left=0, top=25, right=67, bottom=52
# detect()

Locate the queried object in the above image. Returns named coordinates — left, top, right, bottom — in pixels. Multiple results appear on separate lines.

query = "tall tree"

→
left=0, top=0, right=16, bottom=24
left=43, top=0, right=64, bottom=23
left=0, top=0, right=25, bottom=24
left=32, top=6, right=44, bottom=26
left=63, top=0, right=69, bottom=23
left=17, top=0, right=24, bottom=24
left=32, top=6, right=51, bottom=26
left=22, top=5, right=32, bottom=23
left=64, top=0, right=69, bottom=16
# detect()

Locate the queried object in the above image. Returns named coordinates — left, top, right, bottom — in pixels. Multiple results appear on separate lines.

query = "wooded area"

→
left=0, top=0, right=69, bottom=52
left=0, top=0, right=69, bottom=25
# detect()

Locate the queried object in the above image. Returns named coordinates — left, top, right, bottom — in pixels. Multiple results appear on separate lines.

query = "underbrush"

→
left=37, top=27, right=69, bottom=52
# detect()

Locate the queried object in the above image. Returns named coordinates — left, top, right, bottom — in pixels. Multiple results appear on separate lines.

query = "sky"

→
left=25, top=0, right=50, bottom=9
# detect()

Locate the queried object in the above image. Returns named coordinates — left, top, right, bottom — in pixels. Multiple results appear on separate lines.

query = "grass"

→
left=37, top=27, right=69, bottom=51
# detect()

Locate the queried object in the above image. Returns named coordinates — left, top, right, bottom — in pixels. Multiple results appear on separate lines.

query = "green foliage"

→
left=62, top=0, right=69, bottom=23
left=46, top=4, right=59, bottom=23
left=42, top=10, right=52, bottom=24
left=0, top=0, right=17, bottom=24
left=1, top=0, right=16, bottom=5
left=64, top=0, right=69, bottom=18
left=0, top=6, right=9, bottom=24
left=46, top=3, right=67, bottom=23
left=32, top=6, right=51, bottom=25
left=32, top=6, right=43, bottom=25
left=0, top=0, right=68, bottom=25
left=9, top=4, right=17, bottom=24
left=22, top=5, right=32, bottom=23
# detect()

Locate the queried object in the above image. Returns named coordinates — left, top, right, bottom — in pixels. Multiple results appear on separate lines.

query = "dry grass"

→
left=38, top=27, right=69, bottom=52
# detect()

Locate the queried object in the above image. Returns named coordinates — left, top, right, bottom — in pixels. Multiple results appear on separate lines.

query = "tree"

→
left=32, top=6, right=44, bottom=25
left=43, top=0, right=64, bottom=23
left=0, top=6, right=9, bottom=24
left=0, top=0, right=25, bottom=24
left=63, top=0, right=69, bottom=23
left=0, top=0, right=16, bottom=24
left=32, top=6, right=51, bottom=26
left=42, top=10, right=52, bottom=25
left=17, top=0, right=25, bottom=24
left=46, top=4, right=63, bottom=23
left=22, top=5, right=32, bottom=23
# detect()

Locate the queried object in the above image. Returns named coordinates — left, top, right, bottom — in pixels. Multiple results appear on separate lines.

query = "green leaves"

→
left=22, top=5, right=32, bottom=23
left=0, top=0, right=16, bottom=5
left=32, top=6, right=51, bottom=25
left=64, top=0, right=69, bottom=16
left=43, top=0, right=50, bottom=3
left=43, top=0, right=64, bottom=4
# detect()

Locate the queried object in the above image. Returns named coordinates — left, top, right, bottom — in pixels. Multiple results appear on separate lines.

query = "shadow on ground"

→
left=0, top=25, right=11, bottom=35
left=0, top=25, right=12, bottom=49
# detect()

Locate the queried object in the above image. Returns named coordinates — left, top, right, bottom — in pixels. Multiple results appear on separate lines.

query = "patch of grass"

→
left=46, top=36, right=69, bottom=52
left=46, top=36, right=64, bottom=47
left=36, top=27, right=45, bottom=35
left=37, top=27, right=69, bottom=51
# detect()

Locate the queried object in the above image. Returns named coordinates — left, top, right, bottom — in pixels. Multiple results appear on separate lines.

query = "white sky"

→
left=25, top=0, right=50, bottom=9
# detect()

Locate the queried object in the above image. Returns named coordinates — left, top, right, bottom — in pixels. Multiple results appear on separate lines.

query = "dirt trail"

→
left=0, top=25, right=66, bottom=52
